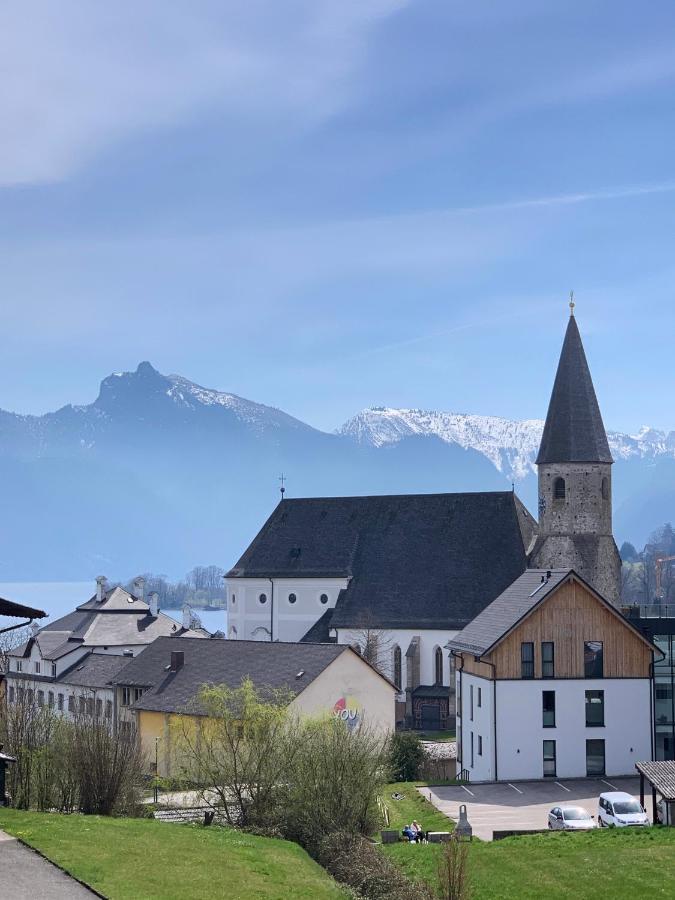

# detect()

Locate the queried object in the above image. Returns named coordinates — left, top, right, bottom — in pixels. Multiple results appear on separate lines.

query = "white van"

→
left=597, top=792, right=649, bottom=827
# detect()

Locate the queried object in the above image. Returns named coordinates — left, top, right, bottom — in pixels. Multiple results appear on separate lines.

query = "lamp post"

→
left=154, top=737, right=160, bottom=803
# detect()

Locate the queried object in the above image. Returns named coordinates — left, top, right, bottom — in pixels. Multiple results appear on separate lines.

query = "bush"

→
left=437, top=833, right=470, bottom=900
left=317, top=832, right=434, bottom=900
left=389, top=732, right=425, bottom=783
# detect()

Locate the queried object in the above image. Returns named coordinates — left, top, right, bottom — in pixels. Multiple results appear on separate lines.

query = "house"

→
left=449, top=568, right=660, bottom=782
left=225, top=306, right=620, bottom=732
left=3, top=577, right=207, bottom=710
left=112, top=636, right=396, bottom=775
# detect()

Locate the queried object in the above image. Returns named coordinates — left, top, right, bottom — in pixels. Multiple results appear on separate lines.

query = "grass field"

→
left=0, top=809, right=345, bottom=900
left=385, top=827, right=675, bottom=899
left=380, top=782, right=455, bottom=835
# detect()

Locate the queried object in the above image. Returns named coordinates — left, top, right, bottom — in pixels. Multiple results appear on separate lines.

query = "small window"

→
left=288, top=593, right=297, bottom=605
left=470, top=684, right=474, bottom=721
left=434, top=647, right=444, bottom=685
left=51, top=662, right=57, bottom=677
left=470, top=732, right=474, bottom=768
left=584, top=641, right=604, bottom=678
left=86, top=697, right=94, bottom=716
left=601, top=477, right=609, bottom=500
left=393, top=645, right=402, bottom=691
left=105, top=700, right=112, bottom=718
left=521, top=642, right=535, bottom=679
left=320, top=593, right=329, bottom=605
left=68, top=695, right=75, bottom=713
left=478, top=735, right=483, bottom=756
left=543, top=739, right=557, bottom=777
left=16, top=660, right=22, bottom=673
left=48, top=691, right=54, bottom=709
left=477, top=687, right=482, bottom=708
left=34, top=661, right=41, bottom=674
left=542, top=690, right=556, bottom=728
left=231, top=594, right=235, bottom=605
left=585, top=690, right=604, bottom=727
left=79, top=696, right=86, bottom=715
left=259, top=593, right=267, bottom=605
left=96, top=698, right=102, bottom=717
left=26, top=689, right=34, bottom=704
left=122, top=687, right=131, bottom=707
left=542, top=642, right=555, bottom=678
left=58, top=694, right=64, bottom=711
left=8, top=686, right=14, bottom=703
left=586, top=738, right=605, bottom=776
left=134, top=688, right=144, bottom=703
left=553, top=477, right=566, bottom=500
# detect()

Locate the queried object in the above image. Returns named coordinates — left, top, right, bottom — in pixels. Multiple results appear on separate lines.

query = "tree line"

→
left=621, top=523, right=675, bottom=604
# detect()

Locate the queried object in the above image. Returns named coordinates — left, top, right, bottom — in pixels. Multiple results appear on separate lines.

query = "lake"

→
left=0, top=582, right=227, bottom=636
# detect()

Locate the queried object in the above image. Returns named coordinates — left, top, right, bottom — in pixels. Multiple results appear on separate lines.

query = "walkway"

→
left=0, top=829, right=96, bottom=898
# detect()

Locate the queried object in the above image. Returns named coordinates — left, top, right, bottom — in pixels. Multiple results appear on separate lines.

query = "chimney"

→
left=170, top=651, right=184, bottom=673
left=182, top=603, right=192, bottom=631
left=133, top=576, right=146, bottom=601
left=96, top=576, right=107, bottom=603
left=149, top=592, right=159, bottom=617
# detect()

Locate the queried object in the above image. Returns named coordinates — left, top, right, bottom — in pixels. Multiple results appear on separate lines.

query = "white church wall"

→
left=336, top=627, right=458, bottom=688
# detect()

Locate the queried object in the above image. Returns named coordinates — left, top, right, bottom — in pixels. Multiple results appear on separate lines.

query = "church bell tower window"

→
left=553, top=477, right=566, bottom=501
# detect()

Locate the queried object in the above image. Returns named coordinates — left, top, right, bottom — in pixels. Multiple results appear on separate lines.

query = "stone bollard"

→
left=455, top=803, right=472, bottom=841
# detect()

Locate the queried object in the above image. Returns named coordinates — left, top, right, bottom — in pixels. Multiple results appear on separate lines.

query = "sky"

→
left=3, top=1, right=675, bottom=434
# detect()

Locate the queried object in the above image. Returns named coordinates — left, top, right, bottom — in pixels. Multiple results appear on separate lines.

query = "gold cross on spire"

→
left=569, top=290, right=575, bottom=316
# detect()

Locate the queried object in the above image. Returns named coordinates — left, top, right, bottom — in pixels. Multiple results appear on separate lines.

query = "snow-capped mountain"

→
left=339, top=407, right=675, bottom=483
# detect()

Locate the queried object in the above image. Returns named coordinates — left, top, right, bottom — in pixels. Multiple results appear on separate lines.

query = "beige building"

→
left=112, top=636, right=396, bottom=776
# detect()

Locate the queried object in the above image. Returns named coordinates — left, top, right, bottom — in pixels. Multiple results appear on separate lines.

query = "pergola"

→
left=635, top=760, right=675, bottom=824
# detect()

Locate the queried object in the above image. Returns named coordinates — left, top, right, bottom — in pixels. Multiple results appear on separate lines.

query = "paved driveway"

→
left=0, top=830, right=95, bottom=898
left=422, top=776, right=648, bottom=841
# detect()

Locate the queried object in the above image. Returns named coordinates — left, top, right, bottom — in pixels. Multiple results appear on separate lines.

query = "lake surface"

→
left=0, top=582, right=227, bottom=635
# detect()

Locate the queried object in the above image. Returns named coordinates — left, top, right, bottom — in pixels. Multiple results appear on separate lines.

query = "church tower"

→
left=530, top=301, right=621, bottom=604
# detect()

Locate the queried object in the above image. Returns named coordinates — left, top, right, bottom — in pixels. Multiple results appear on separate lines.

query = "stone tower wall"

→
left=538, top=462, right=612, bottom=537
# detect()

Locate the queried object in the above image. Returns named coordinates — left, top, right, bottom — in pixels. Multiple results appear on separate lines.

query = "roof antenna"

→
left=569, top=289, right=575, bottom=317
left=279, top=473, right=286, bottom=500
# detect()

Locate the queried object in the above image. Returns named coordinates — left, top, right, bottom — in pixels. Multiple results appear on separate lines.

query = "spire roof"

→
left=536, top=314, right=613, bottom=465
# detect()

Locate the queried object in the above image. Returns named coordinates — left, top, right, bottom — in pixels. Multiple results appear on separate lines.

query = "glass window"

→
left=521, top=642, right=534, bottom=679
left=470, top=732, right=474, bottom=767
left=51, top=663, right=57, bottom=677
left=584, top=641, right=604, bottom=678
left=288, top=593, right=297, bottom=604
left=122, top=687, right=131, bottom=707
left=79, top=696, right=86, bottom=714
left=393, top=646, right=402, bottom=691
left=434, top=648, right=443, bottom=685
left=477, top=687, right=482, bottom=708
left=68, top=695, right=75, bottom=713
left=542, top=642, right=555, bottom=678
left=105, top=700, right=113, bottom=718
left=553, top=477, right=566, bottom=500
left=15, top=660, right=22, bottom=672
left=26, top=689, right=33, bottom=704
left=37, top=690, right=44, bottom=707
left=320, top=593, right=329, bottom=605
left=585, top=690, right=604, bottom=726
left=58, top=694, right=64, bottom=711
left=542, top=690, right=556, bottom=727
left=656, top=677, right=674, bottom=725
left=48, top=691, right=54, bottom=708
left=470, top=684, right=474, bottom=720
left=134, top=688, right=144, bottom=703
left=543, top=740, right=556, bottom=777
left=478, top=735, right=483, bottom=756
left=258, top=593, right=267, bottom=605
left=586, top=739, right=605, bottom=776
left=34, top=661, right=40, bottom=674
left=96, top=698, right=102, bottom=717
left=8, top=686, right=14, bottom=703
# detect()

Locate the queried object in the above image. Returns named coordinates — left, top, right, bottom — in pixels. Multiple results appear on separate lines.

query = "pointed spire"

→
left=536, top=313, right=612, bottom=465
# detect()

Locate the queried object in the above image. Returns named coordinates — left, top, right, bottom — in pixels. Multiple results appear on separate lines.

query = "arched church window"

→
left=434, top=647, right=443, bottom=685
left=553, top=477, right=566, bottom=500
left=601, top=477, right=609, bottom=500
left=393, top=645, right=402, bottom=691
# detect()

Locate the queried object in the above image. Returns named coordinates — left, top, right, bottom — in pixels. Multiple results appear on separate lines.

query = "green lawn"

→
left=0, top=809, right=345, bottom=900
left=380, top=782, right=454, bottom=834
left=384, top=827, right=675, bottom=899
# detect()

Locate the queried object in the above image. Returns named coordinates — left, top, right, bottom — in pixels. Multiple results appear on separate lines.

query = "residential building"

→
left=449, top=569, right=659, bottom=782
left=112, top=636, right=396, bottom=775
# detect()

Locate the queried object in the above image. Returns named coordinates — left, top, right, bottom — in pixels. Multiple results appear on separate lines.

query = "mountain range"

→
left=1, top=362, right=673, bottom=581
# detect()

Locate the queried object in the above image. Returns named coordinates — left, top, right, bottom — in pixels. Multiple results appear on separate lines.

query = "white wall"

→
left=224, top=577, right=349, bottom=642
left=456, top=671, right=494, bottom=781
left=337, top=627, right=457, bottom=689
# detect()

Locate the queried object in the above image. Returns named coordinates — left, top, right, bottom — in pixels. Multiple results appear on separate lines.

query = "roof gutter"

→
left=0, top=618, right=36, bottom=637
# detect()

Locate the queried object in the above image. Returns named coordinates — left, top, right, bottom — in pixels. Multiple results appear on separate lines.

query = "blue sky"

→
left=3, top=1, right=675, bottom=433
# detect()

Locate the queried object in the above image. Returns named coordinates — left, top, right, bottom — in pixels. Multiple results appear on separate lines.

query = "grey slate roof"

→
left=58, top=652, right=131, bottom=689
left=112, top=636, right=351, bottom=714
left=229, top=492, right=536, bottom=631
left=536, top=315, right=613, bottom=464
left=448, top=569, right=572, bottom=655
left=300, top=610, right=336, bottom=643
left=0, top=597, right=46, bottom=619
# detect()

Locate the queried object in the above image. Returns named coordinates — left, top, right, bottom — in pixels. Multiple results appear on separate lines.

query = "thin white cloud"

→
left=0, top=0, right=408, bottom=186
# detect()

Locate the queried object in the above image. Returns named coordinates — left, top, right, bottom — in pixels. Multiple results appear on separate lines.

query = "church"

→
left=225, top=305, right=622, bottom=730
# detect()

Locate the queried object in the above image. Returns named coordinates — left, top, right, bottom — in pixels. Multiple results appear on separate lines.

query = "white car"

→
left=548, top=806, right=597, bottom=831
left=597, top=792, right=649, bottom=827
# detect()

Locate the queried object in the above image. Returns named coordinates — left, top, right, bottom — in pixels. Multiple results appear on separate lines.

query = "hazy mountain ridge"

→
left=0, top=361, right=673, bottom=580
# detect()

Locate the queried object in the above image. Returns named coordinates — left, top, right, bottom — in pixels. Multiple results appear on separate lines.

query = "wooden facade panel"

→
left=457, top=655, right=494, bottom=680
left=486, top=579, right=652, bottom=679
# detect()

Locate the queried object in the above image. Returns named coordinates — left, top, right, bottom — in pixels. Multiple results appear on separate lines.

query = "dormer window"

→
left=553, top=477, right=566, bottom=501
left=34, top=661, right=40, bottom=674
left=51, top=663, right=57, bottom=677
left=16, top=660, right=22, bottom=672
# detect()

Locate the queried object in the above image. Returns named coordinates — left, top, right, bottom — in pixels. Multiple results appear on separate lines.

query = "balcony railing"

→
left=623, top=604, right=675, bottom=620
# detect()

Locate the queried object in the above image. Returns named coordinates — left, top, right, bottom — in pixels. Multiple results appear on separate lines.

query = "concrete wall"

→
left=456, top=671, right=494, bottom=781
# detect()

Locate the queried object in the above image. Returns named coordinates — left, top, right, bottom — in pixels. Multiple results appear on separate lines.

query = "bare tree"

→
left=0, top=625, right=30, bottom=675
left=437, top=833, right=470, bottom=900
left=349, top=613, right=395, bottom=678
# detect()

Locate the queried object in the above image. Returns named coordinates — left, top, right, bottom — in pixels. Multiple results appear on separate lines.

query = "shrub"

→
left=317, top=832, right=434, bottom=900
left=437, top=833, right=470, bottom=900
left=389, top=732, right=425, bottom=782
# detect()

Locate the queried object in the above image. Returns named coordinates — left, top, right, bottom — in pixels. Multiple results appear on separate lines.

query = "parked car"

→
left=597, top=792, right=649, bottom=827
left=548, top=806, right=597, bottom=831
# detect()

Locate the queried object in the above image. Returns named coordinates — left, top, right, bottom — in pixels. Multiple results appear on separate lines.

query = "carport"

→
left=636, top=760, right=675, bottom=824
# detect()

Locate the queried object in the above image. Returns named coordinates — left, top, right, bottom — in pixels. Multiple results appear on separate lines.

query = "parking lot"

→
left=422, top=776, right=648, bottom=840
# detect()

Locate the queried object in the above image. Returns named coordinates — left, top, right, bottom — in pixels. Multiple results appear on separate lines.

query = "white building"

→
left=450, top=569, right=658, bottom=782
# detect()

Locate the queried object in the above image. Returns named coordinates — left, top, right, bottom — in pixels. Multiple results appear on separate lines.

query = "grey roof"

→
left=448, top=569, right=572, bottom=655
left=112, top=636, right=352, bottom=714
left=299, top=610, right=336, bottom=643
left=635, top=760, right=675, bottom=801
left=229, top=492, right=536, bottom=630
left=0, top=597, right=46, bottom=619
left=58, top=652, right=131, bottom=689
left=536, top=315, right=613, bottom=465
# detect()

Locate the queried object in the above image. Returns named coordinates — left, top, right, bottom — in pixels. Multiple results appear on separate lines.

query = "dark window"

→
left=457, top=723, right=462, bottom=765
left=470, top=732, right=474, bottom=767
left=37, top=690, right=44, bottom=707
left=543, top=740, right=556, bottom=777
left=231, top=594, right=235, bottom=605
left=585, top=690, right=604, bottom=727
left=470, top=684, right=474, bottom=721
left=134, top=688, right=144, bottom=703
left=79, top=696, right=86, bottom=715
left=521, top=642, right=534, bottom=679
left=478, top=735, right=483, bottom=756
left=258, top=593, right=267, bottom=605
left=8, top=686, right=14, bottom=703
left=105, top=700, right=112, bottom=718
left=48, top=691, right=54, bottom=709
left=320, top=593, right=329, bottom=605
left=434, top=647, right=443, bottom=685
left=477, top=687, right=482, bottom=708
left=121, top=687, right=131, bottom=707
left=393, top=645, right=402, bottom=691
left=68, top=695, right=75, bottom=713
left=288, top=593, right=297, bottom=604
left=584, top=642, right=604, bottom=678
left=15, top=660, right=22, bottom=673
left=542, top=642, right=555, bottom=678
left=96, top=698, right=102, bottom=717
left=542, top=691, right=556, bottom=727
left=586, top=739, right=605, bottom=776
left=51, top=662, right=57, bottom=677
left=57, top=694, right=64, bottom=711
left=553, top=477, right=566, bottom=500
left=34, top=661, right=40, bottom=674
left=86, top=697, right=94, bottom=716
left=26, top=689, right=33, bottom=704
left=601, top=477, right=609, bottom=500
